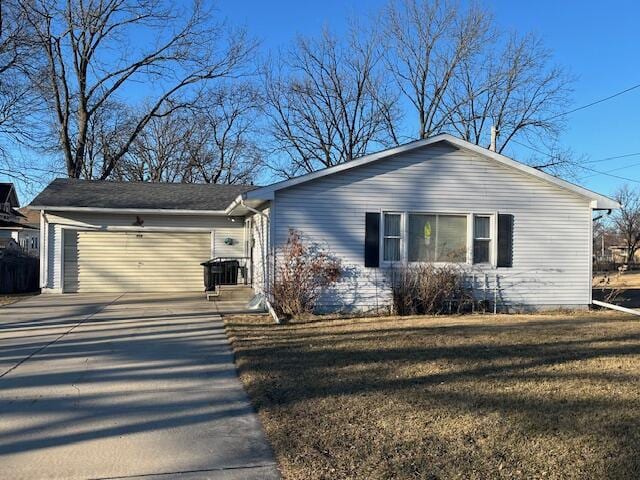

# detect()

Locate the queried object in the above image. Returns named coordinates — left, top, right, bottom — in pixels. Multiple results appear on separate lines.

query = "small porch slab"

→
left=208, top=285, right=266, bottom=314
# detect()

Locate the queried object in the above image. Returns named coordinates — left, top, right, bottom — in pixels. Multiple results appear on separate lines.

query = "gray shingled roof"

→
left=29, top=178, right=255, bottom=211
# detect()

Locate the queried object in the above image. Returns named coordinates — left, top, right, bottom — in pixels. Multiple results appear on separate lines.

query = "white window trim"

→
left=381, top=212, right=404, bottom=263
left=472, top=214, right=493, bottom=266
left=380, top=211, right=497, bottom=267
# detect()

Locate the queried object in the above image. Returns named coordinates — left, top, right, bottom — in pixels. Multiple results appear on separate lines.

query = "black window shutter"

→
left=364, top=212, right=380, bottom=268
left=497, top=214, right=514, bottom=268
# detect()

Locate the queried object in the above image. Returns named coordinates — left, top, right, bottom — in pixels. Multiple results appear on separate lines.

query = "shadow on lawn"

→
left=227, top=314, right=640, bottom=478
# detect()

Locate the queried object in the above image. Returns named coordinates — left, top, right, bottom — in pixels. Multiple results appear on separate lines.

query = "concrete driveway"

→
left=0, top=294, right=280, bottom=480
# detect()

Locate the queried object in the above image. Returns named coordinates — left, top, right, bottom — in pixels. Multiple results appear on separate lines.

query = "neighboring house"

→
left=16, top=208, right=40, bottom=257
left=30, top=134, right=619, bottom=310
left=0, top=237, right=21, bottom=252
left=608, top=245, right=640, bottom=265
left=0, top=183, right=39, bottom=256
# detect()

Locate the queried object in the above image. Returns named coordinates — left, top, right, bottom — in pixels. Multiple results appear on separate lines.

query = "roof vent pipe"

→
left=490, top=125, right=497, bottom=152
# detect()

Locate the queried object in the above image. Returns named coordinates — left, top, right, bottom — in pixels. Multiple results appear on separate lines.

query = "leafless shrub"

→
left=594, top=272, right=624, bottom=304
left=390, top=264, right=472, bottom=315
left=271, top=229, right=342, bottom=319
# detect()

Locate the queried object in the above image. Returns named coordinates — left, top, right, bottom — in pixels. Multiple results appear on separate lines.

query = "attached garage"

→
left=63, top=231, right=212, bottom=293
left=29, top=179, right=254, bottom=293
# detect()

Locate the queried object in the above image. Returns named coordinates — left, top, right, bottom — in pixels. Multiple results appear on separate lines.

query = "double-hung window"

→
left=381, top=211, right=497, bottom=265
left=473, top=215, right=491, bottom=264
left=383, top=213, right=402, bottom=262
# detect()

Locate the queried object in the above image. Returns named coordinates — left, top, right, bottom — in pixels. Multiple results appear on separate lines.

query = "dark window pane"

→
left=473, top=239, right=490, bottom=264
left=384, top=214, right=401, bottom=236
left=384, top=238, right=401, bottom=261
left=474, top=216, right=490, bottom=238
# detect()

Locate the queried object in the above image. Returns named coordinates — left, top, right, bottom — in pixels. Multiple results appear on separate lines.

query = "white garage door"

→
left=63, top=231, right=211, bottom=293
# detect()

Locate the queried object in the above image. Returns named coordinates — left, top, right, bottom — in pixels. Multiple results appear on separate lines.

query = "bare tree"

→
left=382, top=0, right=491, bottom=140
left=447, top=33, right=571, bottom=152
left=113, top=107, right=191, bottom=182
left=0, top=0, right=40, bottom=178
left=114, top=85, right=263, bottom=184
left=612, top=185, right=640, bottom=265
left=184, top=85, right=263, bottom=184
left=382, top=0, right=571, bottom=151
left=22, top=0, right=255, bottom=180
left=264, top=26, right=399, bottom=178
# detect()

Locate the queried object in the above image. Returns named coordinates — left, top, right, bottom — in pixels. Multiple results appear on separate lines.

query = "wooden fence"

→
left=0, top=252, right=39, bottom=294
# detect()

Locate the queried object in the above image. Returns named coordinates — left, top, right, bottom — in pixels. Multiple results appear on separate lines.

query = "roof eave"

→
left=224, top=194, right=269, bottom=215
left=28, top=205, right=229, bottom=216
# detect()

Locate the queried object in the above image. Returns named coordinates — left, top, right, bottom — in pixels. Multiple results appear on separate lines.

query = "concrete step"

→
left=207, top=285, right=255, bottom=302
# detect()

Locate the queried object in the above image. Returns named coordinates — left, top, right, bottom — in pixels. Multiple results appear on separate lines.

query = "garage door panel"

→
left=64, top=231, right=211, bottom=293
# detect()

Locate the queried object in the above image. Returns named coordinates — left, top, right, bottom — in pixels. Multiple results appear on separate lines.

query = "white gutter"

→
left=224, top=195, right=243, bottom=215
left=592, top=299, right=640, bottom=316
left=27, top=206, right=228, bottom=216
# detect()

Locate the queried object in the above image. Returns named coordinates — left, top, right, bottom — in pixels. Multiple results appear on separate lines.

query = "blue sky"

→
left=10, top=0, right=640, bottom=203
left=218, top=0, right=640, bottom=197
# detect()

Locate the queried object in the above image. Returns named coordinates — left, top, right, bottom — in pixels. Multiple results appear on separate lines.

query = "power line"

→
left=511, top=139, right=640, bottom=184
left=507, top=82, right=640, bottom=179
left=582, top=152, right=640, bottom=164
left=511, top=139, right=556, bottom=158
left=580, top=160, right=640, bottom=180
left=544, top=82, right=640, bottom=121
left=578, top=164, right=640, bottom=184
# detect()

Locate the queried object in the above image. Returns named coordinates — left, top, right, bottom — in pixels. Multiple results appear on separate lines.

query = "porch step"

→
left=207, top=285, right=255, bottom=302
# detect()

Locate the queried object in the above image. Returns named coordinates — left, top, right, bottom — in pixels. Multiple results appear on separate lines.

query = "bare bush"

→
left=271, top=229, right=342, bottom=319
left=593, top=272, right=624, bottom=304
left=390, top=264, right=471, bottom=315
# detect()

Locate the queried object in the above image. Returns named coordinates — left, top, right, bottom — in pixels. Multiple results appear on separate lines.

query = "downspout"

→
left=40, top=210, right=48, bottom=290
left=239, top=198, right=280, bottom=324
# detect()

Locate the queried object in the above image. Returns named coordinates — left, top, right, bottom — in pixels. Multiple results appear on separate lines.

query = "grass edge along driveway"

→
left=225, top=311, right=640, bottom=480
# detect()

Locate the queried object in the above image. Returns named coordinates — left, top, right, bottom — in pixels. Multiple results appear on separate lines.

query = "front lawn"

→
left=0, top=293, right=36, bottom=306
left=225, top=311, right=640, bottom=479
left=593, top=271, right=640, bottom=288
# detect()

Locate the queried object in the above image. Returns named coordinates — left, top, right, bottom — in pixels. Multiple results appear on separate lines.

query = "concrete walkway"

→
left=0, top=293, right=280, bottom=480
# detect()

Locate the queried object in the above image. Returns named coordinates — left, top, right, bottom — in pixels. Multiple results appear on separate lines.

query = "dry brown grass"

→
left=593, top=271, right=640, bottom=288
left=225, top=311, right=640, bottom=480
left=0, top=293, right=36, bottom=306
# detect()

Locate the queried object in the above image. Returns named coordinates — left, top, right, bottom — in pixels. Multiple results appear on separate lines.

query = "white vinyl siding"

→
left=272, top=143, right=593, bottom=311
left=64, top=231, right=210, bottom=293
left=44, top=211, right=245, bottom=292
left=249, top=207, right=270, bottom=295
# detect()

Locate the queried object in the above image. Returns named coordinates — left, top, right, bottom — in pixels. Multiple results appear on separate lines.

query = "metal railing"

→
left=201, top=256, right=250, bottom=292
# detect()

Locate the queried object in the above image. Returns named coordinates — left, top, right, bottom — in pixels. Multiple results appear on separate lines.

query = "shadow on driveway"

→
left=0, top=293, right=279, bottom=480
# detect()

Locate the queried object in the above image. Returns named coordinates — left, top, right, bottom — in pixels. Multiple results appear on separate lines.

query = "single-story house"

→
left=29, top=133, right=619, bottom=310
left=0, top=183, right=39, bottom=256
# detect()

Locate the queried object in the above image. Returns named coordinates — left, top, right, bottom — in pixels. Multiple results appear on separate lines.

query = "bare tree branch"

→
left=21, top=0, right=256, bottom=179
left=264, top=25, right=399, bottom=178
left=612, top=185, right=640, bottom=265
